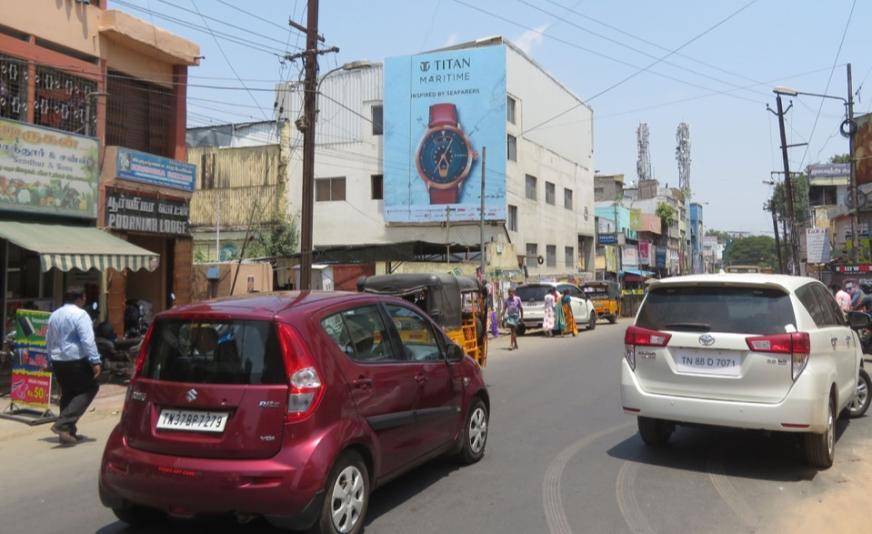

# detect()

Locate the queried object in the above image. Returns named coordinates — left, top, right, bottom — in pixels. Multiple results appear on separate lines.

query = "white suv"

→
left=515, top=282, right=597, bottom=335
left=621, top=274, right=865, bottom=468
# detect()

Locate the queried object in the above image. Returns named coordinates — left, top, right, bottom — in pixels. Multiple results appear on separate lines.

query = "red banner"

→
left=835, top=264, right=872, bottom=273
left=10, top=369, right=52, bottom=411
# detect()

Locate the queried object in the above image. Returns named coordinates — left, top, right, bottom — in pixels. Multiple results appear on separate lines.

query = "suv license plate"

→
left=157, top=409, right=229, bottom=433
left=674, top=351, right=741, bottom=377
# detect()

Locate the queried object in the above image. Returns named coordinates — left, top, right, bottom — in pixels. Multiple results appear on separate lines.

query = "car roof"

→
left=160, top=291, right=374, bottom=319
left=648, top=273, right=820, bottom=293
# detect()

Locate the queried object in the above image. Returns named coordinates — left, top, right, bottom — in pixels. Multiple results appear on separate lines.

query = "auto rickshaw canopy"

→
left=357, top=273, right=482, bottom=329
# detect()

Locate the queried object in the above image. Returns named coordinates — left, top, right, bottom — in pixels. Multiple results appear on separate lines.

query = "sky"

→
left=116, top=0, right=872, bottom=234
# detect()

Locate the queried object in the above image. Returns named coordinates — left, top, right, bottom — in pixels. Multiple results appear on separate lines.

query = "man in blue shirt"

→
left=46, top=290, right=101, bottom=445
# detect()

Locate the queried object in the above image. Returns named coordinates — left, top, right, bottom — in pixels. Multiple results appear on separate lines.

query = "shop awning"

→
left=0, top=222, right=159, bottom=272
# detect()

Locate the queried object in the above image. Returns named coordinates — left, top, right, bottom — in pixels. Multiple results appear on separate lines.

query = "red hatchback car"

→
left=99, top=292, right=489, bottom=533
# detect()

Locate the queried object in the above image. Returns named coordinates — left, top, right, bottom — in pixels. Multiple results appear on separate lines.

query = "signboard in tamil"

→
left=0, top=118, right=98, bottom=218
left=116, top=147, right=196, bottom=192
left=105, top=188, right=190, bottom=236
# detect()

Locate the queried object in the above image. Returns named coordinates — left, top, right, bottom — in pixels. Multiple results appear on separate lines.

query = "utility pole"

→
left=445, top=206, right=453, bottom=265
left=285, top=0, right=337, bottom=290
left=479, top=147, right=486, bottom=275
left=772, top=94, right=800, bottom=274
left=847, top=63, right=860, bottom=262
left=768, top=201, right=784, bottom=274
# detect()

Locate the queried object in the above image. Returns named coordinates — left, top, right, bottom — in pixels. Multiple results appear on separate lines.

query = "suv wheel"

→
left=846, top=368, right=871, bottom=418
left=804, top=394, right=835, bottom=469
left=457, top=398, right=488, bottom=464
left=637, top=416, right=673, bottom=447
left=517, top=324, right=527, bottom=336
left=318, top=451, right=370, bottom=534
left=588, top=311, right=597, bottom=330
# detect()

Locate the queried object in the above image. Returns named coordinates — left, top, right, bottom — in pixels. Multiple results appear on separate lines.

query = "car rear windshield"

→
left=636, top=286, right=796, bottom=335
left=516, top=285, right=550, bottom=303
left=143, top=319, right=286, bottom=385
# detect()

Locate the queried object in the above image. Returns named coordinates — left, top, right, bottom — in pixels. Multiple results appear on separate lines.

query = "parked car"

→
left=99, top=292, right=490, bottom=533
left=621, top=274, right=866, bottom=468
left=515, top=282, right=597, bottom=335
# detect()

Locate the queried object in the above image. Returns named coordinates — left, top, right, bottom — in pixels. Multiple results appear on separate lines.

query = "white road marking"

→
left=615, top=461, right=656, bottom=534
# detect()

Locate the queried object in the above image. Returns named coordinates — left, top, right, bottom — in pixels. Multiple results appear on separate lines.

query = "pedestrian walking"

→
left=833, top=284, right=852, bottom=313
left=553, top=288, right=566, bottom=335
left=561, top=292, right=578, bottom=336
left=503, top=288, right=523, bottom=350
left=543, top=288, right=557, bottom=337
left=46, top=290, right=101, bottom=445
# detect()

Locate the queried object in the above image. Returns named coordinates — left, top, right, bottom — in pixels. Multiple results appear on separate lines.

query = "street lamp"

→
left=317, top=60, right=374, bottom=92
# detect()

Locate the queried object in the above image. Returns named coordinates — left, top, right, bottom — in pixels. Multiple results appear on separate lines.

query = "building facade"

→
left=0, top=1, right=198, bottom=337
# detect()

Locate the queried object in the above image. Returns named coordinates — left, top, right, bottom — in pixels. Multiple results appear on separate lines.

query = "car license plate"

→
left=673, top=350, right=741, bottom=376
left=156, top=409, right=229, bottom=433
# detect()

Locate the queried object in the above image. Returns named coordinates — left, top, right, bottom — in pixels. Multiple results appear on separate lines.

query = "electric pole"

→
left=771, top=94, right=800, bottom=274
left=479, top=146, right=486, bottom=275
left=847, top=63, right=860, bottom=261
left=286, top=0, right=336, bottom=290
left=768, top=201, right=784, bottom=274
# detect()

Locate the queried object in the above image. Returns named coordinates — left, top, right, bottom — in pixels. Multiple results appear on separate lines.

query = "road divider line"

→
left=615, top=461, right=656, bottom=534
left=706, top=446, right=759, bottom=529
left=542, top=421, right=633, bottom=534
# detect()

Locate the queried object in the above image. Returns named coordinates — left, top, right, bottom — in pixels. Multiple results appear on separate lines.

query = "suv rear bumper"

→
left=99, top=425, right=323, bottom=528
left=620, top=360, right=829, bottom=433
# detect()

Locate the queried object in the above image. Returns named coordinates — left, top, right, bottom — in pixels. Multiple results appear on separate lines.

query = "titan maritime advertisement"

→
left=384, top=44, right=506, bottom=223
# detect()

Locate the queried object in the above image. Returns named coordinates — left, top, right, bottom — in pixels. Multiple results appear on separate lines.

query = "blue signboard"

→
left=598, top=233, right=617, bottom=245
left=656, top=248, right=667, bottom=269
left=384, top=45, right=506, bottom=223
left=116, top=147, right=196, bottom=192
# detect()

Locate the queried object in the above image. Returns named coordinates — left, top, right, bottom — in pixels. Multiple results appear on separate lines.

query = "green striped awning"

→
left=0, top=222, right=159, bottom=273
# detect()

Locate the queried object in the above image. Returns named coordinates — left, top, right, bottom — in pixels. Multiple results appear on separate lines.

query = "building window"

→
left=507, top=134, right=517, bottom=161
left=525, top=174, right=537, bottom=201
left=107, top=72, right=173, bottom=157
left=33, top=65, right=97, bottom=135
left=315, top=177, right=346, bottom=202
left=371, top=174, right=383, bottom=200
left=565, top=246, right=575, bottom=268
left=526, top=243, right=538, bottom=268
left=371, top=104, right=383, bottom=135
left=507, top=95, right=516, bottom=124
left=508, top=205, right=518, bottom=232
left=546, top=245, right=557, bottom=268
left=545, top=182, right=555, bottom=205
left=564, top=188, right=573, bottom=210
left=0, top=55, right=27, bottom=122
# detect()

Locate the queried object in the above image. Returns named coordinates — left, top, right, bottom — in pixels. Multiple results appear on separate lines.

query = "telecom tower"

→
left=676, top=122, right=691, bottom=191
left=636, top=122, right=652, bottom=183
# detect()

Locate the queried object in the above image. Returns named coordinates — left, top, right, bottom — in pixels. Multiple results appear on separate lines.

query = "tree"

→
left=770, top=173, right=810, bottom=226
left=829, top=153, right=850, bottom=164
left=246, top=217, right=299, bottom=259
left=705, top=229, right=730, bottom=242
left=723, top=235, right=778, bottom=270
left=655, top=202, right=676, bottom=246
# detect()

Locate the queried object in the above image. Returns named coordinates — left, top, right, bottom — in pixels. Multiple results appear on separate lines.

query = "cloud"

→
left=442, top=33, right=460, bottom=47
left=514, top=24, right=549, bottom=55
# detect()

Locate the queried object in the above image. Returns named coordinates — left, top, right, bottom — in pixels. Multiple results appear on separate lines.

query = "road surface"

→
left=1, top=322, right=870, bottom=533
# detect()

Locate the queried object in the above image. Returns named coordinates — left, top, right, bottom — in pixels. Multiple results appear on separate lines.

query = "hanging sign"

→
left=105, top=188, right=190, bottom=236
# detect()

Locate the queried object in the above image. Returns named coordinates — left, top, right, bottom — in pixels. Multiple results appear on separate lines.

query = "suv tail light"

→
left=278, top=323, right=323, bottom=421
left=624, top=326, right=671, bottom=371
left=746, top=332, right=810, bottom=381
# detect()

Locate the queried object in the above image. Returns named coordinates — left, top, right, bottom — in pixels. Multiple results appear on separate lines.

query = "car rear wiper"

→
left=663, top=322, right=711, bottom=332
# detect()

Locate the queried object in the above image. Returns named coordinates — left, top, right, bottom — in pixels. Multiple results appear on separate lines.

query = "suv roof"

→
left=649, top=274, right=817, bottom=293
left=160, top=291, right=370, bottom=319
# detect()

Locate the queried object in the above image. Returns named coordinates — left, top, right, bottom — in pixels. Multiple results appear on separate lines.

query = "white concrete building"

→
left=274, top=36, right=595, bottom=278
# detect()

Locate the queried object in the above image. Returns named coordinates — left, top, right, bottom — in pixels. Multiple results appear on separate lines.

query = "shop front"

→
left=0, top=119, right=159, bottom=338
left=100, top=147, right=195, bottom=337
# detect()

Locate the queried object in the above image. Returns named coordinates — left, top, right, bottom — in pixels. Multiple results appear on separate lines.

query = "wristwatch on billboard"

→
left=415, top=103, right=477, bottom=205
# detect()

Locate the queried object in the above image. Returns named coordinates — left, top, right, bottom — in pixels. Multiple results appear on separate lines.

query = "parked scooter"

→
left=94, top=321, right=141, bottom=380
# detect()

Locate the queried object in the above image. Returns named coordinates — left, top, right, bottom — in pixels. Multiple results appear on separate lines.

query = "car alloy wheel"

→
left=469, top=406, right=488, bottom=454
left=331, top=466, right=365, bottom=533
left=826, top=400, right=835, bottom=458
left=848, top=369, right=871, bottom=418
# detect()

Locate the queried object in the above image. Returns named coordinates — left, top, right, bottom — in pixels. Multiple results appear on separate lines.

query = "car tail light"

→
left=277, top=323, right=323, bottom=421
left=624, top=326, right=671, bottom=370
left=746, top=332, right=810, bottom=381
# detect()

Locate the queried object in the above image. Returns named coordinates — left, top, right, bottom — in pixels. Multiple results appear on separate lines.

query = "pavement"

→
left=0, top=323, right=870, bottom=533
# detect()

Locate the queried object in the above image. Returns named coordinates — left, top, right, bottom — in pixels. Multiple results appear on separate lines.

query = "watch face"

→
left=418, top=128, right=471, bottom=185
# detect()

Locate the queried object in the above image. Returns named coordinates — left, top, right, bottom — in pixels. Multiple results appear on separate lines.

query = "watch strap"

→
left=429, top=103, right=458, bottom=127
left=429, top=187, right=458, bottom=204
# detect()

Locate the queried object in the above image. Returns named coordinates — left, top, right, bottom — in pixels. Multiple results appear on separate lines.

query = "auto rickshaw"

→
left=357, top=273, right=488, bottom=367
left=582, top=280, right=621, bottom=323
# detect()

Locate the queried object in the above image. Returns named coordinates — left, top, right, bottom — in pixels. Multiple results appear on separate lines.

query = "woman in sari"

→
left=561, top=292, right=577, bottom=336
left=543, top=288, right=557, bottom=337
left=552, top=288, right=566, bottom=335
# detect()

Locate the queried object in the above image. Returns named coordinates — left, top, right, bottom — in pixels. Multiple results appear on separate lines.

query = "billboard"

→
left=384, top=45, right=506, bottom=223
left=0, top=118, right=98, bottom=218
left=855, top=113, right=872, bottom=187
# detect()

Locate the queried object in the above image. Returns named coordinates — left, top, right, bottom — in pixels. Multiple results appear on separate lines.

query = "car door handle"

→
left=352, top=376, right=373, bottom=390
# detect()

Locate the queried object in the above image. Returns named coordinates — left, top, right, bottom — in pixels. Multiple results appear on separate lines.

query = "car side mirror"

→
left=847, top=311, right=872, bottom=330
left=446, top=343, right=465, bottom=363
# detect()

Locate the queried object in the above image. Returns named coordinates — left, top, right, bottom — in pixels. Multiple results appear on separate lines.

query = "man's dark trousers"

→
left=52, top=359, right=99, bottom=435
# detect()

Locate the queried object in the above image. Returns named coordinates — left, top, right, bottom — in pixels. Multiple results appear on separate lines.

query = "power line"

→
left=214, top=0, right=297, bottom=34
left=797, top=0, right=857, bottom=171
left=517, top=0, right=761, bottom=135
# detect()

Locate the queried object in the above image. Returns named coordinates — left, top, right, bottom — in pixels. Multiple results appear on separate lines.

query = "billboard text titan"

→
left=384, top=45, right=506, bottom=223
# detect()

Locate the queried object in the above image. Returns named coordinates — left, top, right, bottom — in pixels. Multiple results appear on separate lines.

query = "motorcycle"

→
left=848, top=314, right=872, bottom=418
left=94, top=321, right=141, bottom=380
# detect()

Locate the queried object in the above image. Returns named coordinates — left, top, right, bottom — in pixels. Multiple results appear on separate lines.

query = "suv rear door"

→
left=632, top=284, right=798, bottom=404
left=799, top=282, right=856, bottom=404
left=124, top=317, right=289, bottom=459
left=320, top=304, right=423, bottom=476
